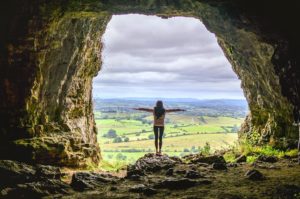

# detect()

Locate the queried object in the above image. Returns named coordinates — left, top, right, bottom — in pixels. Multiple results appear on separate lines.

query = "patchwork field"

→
left=93, top=98, right=247, bottom=166
left=95, top=114, right=243, bottom=165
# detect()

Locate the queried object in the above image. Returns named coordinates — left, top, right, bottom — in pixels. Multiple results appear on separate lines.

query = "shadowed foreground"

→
left=1, top=153, right=300, bottom=199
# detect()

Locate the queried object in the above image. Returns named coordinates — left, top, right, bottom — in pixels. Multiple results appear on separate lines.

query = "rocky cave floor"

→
left=1, top=153, right=300, bottom=199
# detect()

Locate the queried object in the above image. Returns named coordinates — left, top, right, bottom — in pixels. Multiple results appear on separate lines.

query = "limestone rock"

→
left=1, top=179, right=71, bottom=198
left=212, top=162, right=227, bottom=170
left=127, top=153, right=180, bottom=176
left=183, top=154, right=226, bottom=165
left=0, top=160, right=35, bottom=188
left=70, top=172, right=117, bottom=192
left=257, top=155, right=278, bottom=163
left=0, top=160, right=71, bottom=198
left=245, top=169, right=265, bottom=181
left=185, top=170, right=203, bottom=179
left=12, top=133, right=100, bottom=168
left=35, top=164, right=64, bottom=179
left=126, top=164, right=145, bottom=179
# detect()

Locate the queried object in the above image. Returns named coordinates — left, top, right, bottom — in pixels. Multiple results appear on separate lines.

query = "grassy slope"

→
left=103, top=133, right=237, bottom=150
left=95, top=111, right=243, bottom=165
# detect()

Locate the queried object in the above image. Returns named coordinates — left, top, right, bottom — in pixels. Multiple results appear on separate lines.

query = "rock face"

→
left=128, top=153, right=181, bottom=174
left=0, top=1, right=299, bottom=166
left=70, top=172, right=117, bottom=191
left=1, top=154, right=300, bottom=198
left=0, top=160, right=36, bottom=187
left=0, top=2, right=111, bottom=166
left=183, top=154, right=226, bottom=165
left=0, top=160, right=71, bottom=198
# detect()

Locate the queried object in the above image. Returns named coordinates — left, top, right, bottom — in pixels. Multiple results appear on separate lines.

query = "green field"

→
left=93, top=98, right=247, bottom=167
left=96, top=111, right=243, bottom=164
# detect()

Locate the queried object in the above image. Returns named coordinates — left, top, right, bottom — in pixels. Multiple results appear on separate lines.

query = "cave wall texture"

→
left=0, top=0, right=299, bottom=167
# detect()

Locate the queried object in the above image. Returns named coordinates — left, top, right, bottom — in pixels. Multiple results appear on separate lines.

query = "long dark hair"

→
left=154, top=100, right=165, bottom=119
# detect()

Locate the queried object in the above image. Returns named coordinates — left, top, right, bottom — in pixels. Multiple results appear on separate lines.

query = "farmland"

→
left=94, top=98, right=248, bottom=165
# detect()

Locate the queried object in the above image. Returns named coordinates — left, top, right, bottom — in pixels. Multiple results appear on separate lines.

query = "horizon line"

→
left=93, top=96, right=246, bottom=100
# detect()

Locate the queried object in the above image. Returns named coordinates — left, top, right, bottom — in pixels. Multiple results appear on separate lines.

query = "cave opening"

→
left=92, top=14, right=248, bottom=168
left=2, top=2, right=300, bottom=197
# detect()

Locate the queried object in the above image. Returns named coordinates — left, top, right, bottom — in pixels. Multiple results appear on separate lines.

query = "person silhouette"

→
left=134, top=100, right=185, bottom=156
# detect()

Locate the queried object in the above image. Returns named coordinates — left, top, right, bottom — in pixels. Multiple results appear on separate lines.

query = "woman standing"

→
left=134, top=100, right=185, bottom=155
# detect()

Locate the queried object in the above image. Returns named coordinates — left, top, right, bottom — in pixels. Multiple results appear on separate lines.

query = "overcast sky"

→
left=93, top=14, right=245, bottom=99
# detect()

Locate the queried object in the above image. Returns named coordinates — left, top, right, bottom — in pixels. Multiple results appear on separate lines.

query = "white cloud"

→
left=93, top=14, right=244, bottom=99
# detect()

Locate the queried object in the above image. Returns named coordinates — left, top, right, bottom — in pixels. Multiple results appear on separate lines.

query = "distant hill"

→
left=193, top=99, right=248, bottom=107
left=93, top=97, right=248, bottom=118
left=95, top=97, right=199, bottom=102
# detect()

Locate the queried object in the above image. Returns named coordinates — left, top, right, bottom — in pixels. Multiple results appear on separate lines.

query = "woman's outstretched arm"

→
left=133, top=108, right=153, bottom=112
left=166, top=108, right=186, bottom=113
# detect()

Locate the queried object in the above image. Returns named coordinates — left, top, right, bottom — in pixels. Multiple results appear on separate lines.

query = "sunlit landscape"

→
left=94, top=98, right=247, bottom=165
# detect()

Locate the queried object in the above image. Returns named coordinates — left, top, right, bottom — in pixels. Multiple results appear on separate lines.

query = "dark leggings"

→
left=153, top=126, right=164, bottom=151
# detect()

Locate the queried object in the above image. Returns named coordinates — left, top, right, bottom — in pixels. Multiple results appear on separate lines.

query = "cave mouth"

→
left=93, top=14, right=248, bottom=167
left=2, top=1, right=298, bottom=169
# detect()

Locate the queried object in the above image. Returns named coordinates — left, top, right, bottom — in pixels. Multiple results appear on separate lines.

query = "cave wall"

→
left=0, top=1, right=111, bottom=167
left=0, top=0, right=299, bottom=167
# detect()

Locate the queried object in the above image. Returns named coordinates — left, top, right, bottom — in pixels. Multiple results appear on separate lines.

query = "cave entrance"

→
left=93, top=14, right=247, bottom=168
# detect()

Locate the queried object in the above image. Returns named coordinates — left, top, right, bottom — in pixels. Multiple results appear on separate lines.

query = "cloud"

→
left=93, top=14, right=244, bottom=99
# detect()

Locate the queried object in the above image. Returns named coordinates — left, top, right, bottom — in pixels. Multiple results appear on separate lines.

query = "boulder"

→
left=257, top=155, right=278, bottom=163
left=212, top=163, right=227, bottom=170
left=185, top=170, right=203, bottom=179
left=183, top=154, right=226, bottom=165
left=70, top=172, right=117, bottom=191
left=35, top=164, right=64, bottom=179
left=0, top=160, right=73, bottom=198
left=245, top=169, right=265, bottom=181
left=126, top=164, right=145, bottom=178
left=13, top=135, right=100, bottom=168
left=0, top=160, right=36, bottom=188
left=0, top=179, right=71, bottom=198
left=127, top=153, right=180, bottom=177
